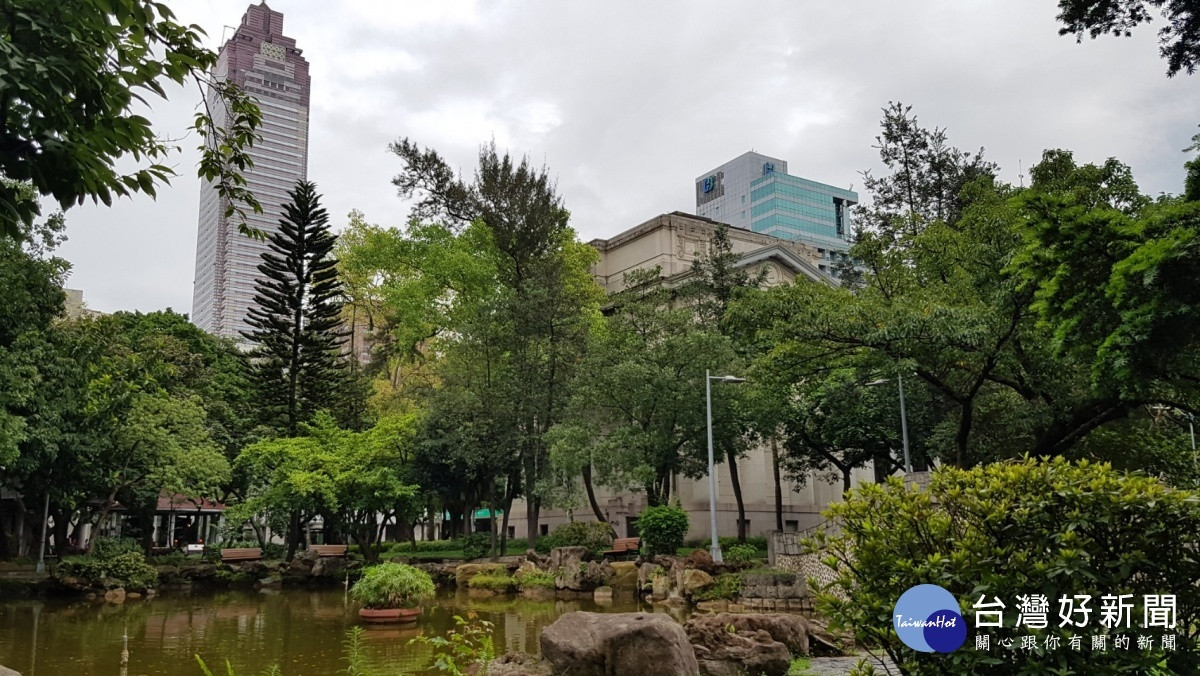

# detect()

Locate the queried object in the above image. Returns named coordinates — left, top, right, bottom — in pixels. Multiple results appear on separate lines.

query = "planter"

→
left=359, top=607, right=421, bottom=624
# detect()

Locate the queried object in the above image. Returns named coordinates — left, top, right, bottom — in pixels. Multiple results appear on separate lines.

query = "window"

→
left=741, top=194, right=746, bottom=204
left=741, top=210, right=745, bottom=219
left=785, top=520, right=799, bottom=533
left=539, top=524, right=549, bottom=536
left=507, top=526, right=515, bottom=539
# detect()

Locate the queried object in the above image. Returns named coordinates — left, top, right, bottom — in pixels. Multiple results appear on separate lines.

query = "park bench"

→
left=602, top=537, right=641, bottom=558
left=220, top=547, right=263, bottom=563
left=310, top=544, right=348, bottom=558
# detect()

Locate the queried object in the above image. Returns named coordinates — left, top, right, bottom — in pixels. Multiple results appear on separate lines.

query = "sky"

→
left=56, top=0, right=1200, bottom=315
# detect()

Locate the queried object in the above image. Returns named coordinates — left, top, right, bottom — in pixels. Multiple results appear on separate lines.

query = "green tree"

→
left=1056, top=0, right=1200, bottom=76
left=0, top=1, right=262, bottom=240
left=243, top=181, right=350, bottom=435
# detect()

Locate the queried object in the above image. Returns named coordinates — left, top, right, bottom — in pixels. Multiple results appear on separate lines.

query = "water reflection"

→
left=0, top=588, right=686, bottom=675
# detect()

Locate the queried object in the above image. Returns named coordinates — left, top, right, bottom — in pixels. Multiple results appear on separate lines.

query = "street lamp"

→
left=867, top=376, right=912, bottom=474
left=706, top=370, right=746, bottom=564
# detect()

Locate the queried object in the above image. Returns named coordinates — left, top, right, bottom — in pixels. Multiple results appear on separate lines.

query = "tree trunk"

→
left=582, top=464, right=613, bottom=535
left=727, top=452, right=747, bottom=543
left=488, top=482, right=498, bottom=561
left=526, top=498, right=541, bottom=550
left=285, top=511, right=301, bottom=560
left=499, top=490, right=514, bottom=556
left=771, top=437, right=783, bottom=532
left=88, top=489, right=121, bottom=554
left=842, top=466, right=852, bottom=495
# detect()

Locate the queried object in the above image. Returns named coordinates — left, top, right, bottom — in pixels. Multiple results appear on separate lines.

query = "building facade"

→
left=504, top=212, right=874, bottom=542
left=696, top=151, right=858, bottom=276
left=192, top=3, right=311, bottom=340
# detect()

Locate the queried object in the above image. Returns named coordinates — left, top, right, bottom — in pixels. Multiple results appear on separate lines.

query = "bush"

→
left=59, top=550, right=158, bottom=591
left=468, top=574, right=517, bottom=592
left=514, top=569, right=556, bottom=589
left=91, top=537, right=142, bottom=558
left=461, top=533, right=491, bottom=560
left=723, top=543, right=760, bottom=566
left=693, top=573, right=742, bottom=601
left=637, top=505, right=689, bottom=556
left=813, top=457, right=1200, bottom=674
left=537, top=521, right=614, bottom=555
left=350, top=562, right=436, bottom=609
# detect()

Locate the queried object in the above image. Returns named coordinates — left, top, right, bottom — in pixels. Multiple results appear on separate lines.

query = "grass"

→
left=787, top=656, right=812, bottom=675
left=467, top=574, right=517, bottom=592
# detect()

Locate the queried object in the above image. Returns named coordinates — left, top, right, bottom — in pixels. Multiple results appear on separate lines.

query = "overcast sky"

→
left=56, top=0, right=1200, bottom=315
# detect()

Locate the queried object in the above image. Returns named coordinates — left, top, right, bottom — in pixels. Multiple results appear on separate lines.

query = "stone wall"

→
left=769, top=528, right=841, bottom=600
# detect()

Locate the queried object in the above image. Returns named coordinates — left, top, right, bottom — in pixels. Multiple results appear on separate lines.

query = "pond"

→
left=0, top=588, right=688, bottom=675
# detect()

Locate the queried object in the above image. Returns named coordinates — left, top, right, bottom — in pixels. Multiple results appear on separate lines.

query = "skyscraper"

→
left=696, top=151, right=857, bottom=275
left=192, top=3, right=311, bottom=339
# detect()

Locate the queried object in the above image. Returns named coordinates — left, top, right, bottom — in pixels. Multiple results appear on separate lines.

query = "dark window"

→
left=785, top=520, right=799, bottom=533
left=507, top=526, right=515, bottom=539
left=539, top=524, right=549, bottom=536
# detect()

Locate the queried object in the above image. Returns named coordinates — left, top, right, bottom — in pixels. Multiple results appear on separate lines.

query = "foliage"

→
left=514, top=569, right=556, bottom=590
left=723, top=544, right=761, bottom=566
left=693, top=573, right=743, bottom=601
left=58, top=548, right=158, bottom=591
left=637, top=505, right=690, bottom=556
left=0, top=1, right=262, bottom=241
left=537, top=521, right=614, bottom=555
left=467, top=574, right=518, bottom=593
left=811, top=457, right=1200, bottom=673
left=787, top=657, right=813, bottom=675
left=460, top=533, right=491, bottom=561
left=350, top=562, right=435, bottom=610
left=1056, top=0, right=1200, bottom=76
left=409, top=612, right=496, bottom=676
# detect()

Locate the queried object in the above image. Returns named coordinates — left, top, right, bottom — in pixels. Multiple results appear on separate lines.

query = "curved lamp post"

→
left=706, top=370, right=745, bottom=564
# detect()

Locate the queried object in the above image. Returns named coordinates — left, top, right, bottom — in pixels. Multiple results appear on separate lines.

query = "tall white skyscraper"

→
left=192, top=3, right=311, bottom=339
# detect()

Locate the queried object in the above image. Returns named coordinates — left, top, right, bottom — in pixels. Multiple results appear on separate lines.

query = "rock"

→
left=685, top=549, right=717, bottom=574
left=610, top=561, right=638, bottom=590
left=490, top=652, right=553, bottom=676
left=258, top=575, right=283, bottom=587
left=99, top=576, right=123, bottom=590
left=687, top=613, right=812, bottom=657
left=521, top=587, right=557, bottom=600
left=541, top=611, right=699, bottom=676
left=694, top=600, right=728, bottom=613
left=549, top=546, right=588, bottom=590
left=525, top=549, right=549, bottom=568
left=681, top=569, right=715, bottom=595
left=287, top=549, right=319, bottom=575
left=651, top=570, right=671, bottom=600
left=593, top=586, right=613, bottom=602
left=0, top=665, right=21, bottom=676
left=103, top=588, right=126, bottom=604
left=126, top=591, right=142, bottom=600
left=311, top=556, right=348, bottom=578
left=690, top=628, right=790, bottom=676
left=637, top=562, right=659, bottom=591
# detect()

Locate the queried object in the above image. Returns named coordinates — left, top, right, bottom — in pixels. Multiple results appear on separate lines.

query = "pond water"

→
left=0, top=588, right=688, bottom=675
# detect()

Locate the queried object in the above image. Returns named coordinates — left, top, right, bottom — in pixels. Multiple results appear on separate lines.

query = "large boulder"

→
left=0, top=665, right=21, bottom=676
left=681, top=569, right=715, bottom=595
left=685, top=615, right=790, bottom=676
left=541, top=611, right=700, bottom=676
left=286, top=549, right=319, bottom=575
left=685, top=549, right=717, bottom=574
left=311, top=556, right=349, bottom=579
left=549, top=546, right=587, bottom=590
left=637, top=562, right=659, bottom=592
left=490, top=652, right=553, bottom=676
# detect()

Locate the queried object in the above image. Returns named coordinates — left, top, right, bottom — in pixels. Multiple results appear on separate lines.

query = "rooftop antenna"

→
left=1018, top=159, right=1025, bottom=188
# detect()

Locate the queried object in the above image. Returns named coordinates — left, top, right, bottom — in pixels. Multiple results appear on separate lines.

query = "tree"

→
left=549, top=269, right=741, bottom=511
left=243, top=181, right=349, bottom=435
left=681, top=223, right=763, bottom=542
left=0, top=1, right=262, bottom=240
left=1056, top=0, right=1200, bottom=76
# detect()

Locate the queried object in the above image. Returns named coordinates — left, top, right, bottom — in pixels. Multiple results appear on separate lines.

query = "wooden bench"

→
left=602, top=537, right=641, bottom=558
left=310, top=544, right=348, bottom=558
left=220, top=547, right=263, bottom=563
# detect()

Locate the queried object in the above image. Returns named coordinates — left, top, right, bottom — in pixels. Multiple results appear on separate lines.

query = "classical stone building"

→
left=504, top=212, right=874, bottom=542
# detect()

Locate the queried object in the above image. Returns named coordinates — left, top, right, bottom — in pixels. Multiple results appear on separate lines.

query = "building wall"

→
left=192, top=3, right=311, bottom=340
left=695, top=151, right=787, bottom=233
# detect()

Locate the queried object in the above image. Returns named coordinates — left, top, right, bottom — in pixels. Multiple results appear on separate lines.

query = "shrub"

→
left=91, top=537, right=142, bottom=558
left=350, top=562, right=436, bottom=609
left=813, top=457, right=1200, bottom=674
left=537, top=521, right=614, bottom=555
left=59, top=550, right=158, bottom=591
left=637, top=505, right=688, bottom=556
left=461, top=533, right=491, bottom=560
left=467, top=574, right=517, bottom=592
left=514, top=569, right=556, bottom=590
left=693, top=573, right=742, bottom=602
left=723, top=543, right=760, bottom=566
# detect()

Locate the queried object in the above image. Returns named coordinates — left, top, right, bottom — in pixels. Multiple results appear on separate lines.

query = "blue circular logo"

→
left=893, top=584, right=966, bottom=653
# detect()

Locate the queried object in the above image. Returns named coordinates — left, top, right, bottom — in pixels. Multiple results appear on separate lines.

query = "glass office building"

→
left=696, top=152, right=857, bottom=275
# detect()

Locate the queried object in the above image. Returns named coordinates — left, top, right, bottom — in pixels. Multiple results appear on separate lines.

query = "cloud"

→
left=54, top=0, right=1200, bottom=315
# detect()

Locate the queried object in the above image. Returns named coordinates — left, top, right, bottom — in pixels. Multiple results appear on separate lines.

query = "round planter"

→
left=359, top=607, right=421, bottom=624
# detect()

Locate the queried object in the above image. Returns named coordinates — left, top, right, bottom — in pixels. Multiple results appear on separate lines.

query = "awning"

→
left=441, top=508, right=504, bottom=520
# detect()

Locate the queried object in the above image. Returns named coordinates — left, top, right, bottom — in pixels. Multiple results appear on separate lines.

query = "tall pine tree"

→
left=242, top=181, right=347, bottom=436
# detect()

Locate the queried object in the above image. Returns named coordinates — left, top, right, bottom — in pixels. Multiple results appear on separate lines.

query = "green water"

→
left=0, top=588, right=686, bottom=675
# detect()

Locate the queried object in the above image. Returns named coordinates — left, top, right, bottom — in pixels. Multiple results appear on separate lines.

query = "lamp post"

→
left=867, top=376, right=912, bottom=474
left=706, top=370, right=745, bottom=564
